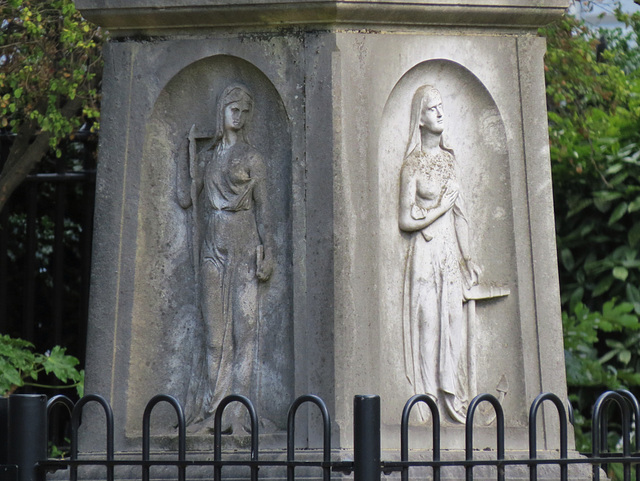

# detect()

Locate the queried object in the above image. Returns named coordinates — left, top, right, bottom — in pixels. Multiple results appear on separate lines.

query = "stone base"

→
left=46, top=449, right=598, bottom=481
left=387, top=450, right=597, bottom=481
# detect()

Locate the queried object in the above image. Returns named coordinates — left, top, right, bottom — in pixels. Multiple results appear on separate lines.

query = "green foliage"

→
left=0, top=0, right=103, bottom=152
left=563, top=300, right=640, bottom=388
left=49, top=437, right=70, bottom=459
left=542, top=8, right=640, bottom=456
left=0, top=334, right=84, bottom=397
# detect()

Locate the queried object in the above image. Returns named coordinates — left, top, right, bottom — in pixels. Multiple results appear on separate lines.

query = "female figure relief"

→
left=399, top=85, right=480, bottom=423
left=177, top=85, right=273, bottom=433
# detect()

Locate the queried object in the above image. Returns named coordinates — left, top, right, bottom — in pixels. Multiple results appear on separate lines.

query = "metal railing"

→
left=0, top=129, right=96, bottom=363
left=2, top=390, right=640, bottom=481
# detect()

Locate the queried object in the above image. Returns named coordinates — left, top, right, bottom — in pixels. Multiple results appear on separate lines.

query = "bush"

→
left=543, top=10, right=640, bottom=453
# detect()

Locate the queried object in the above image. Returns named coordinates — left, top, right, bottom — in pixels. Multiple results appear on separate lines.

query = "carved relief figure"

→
left=177, top=85, right=274, bottom=433
left=398, top=85, right=481, bottom=423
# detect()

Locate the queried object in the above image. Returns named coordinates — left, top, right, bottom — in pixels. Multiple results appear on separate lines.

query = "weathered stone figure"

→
left=177, top=84, right=274, bottom=433
left=399, top=84, right=481, bottom=423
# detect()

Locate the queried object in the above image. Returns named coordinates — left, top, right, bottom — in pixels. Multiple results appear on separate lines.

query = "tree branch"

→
left=0, top=96, right=83, bottom=212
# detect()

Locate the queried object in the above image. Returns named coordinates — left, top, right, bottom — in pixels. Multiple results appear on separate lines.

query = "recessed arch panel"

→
left=128, top=54, right=294, bottom=435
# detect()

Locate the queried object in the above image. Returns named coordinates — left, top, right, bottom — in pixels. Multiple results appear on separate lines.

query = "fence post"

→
left=354, top=395, right=381, bottom=481
left=0, top=397, right=8, bottom=465
left=8, top=395, right=47, bottom=481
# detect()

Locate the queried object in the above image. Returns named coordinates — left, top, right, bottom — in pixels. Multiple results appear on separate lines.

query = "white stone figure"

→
left=398, top=84, right=481, bottom=424
left=177, top=85, right=274, bottom=433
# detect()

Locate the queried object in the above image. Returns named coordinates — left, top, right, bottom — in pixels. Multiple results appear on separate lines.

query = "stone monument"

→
left=75, top=0, right=570, bottom=462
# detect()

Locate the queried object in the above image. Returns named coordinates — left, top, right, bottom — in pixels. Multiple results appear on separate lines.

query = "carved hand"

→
left=440, top=186, right=458, bottom=213
left=463, top=258, right=481, bottom=287
left=257, top=249, right=274, bottom=282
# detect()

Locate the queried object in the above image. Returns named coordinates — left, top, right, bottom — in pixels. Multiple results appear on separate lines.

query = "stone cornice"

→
left=75, top=0, right=569, bottom=35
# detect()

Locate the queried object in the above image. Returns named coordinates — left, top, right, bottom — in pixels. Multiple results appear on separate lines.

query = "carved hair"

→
left=405, top=84, right=453, bottom=158
left=214, top=84, right=254, bottom=143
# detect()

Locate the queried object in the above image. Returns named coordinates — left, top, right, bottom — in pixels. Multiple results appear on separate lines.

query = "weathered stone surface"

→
left=76, top=0, right=570, bottom=460
left=76, top=0, right=567, bottom=34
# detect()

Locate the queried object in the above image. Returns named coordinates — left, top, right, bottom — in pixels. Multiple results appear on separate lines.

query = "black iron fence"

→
left=1, top=390, right=640, bottom=481
left=0, top=129, right=96, bottom=363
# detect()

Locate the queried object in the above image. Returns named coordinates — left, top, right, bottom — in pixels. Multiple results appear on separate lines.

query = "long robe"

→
left=401, top=149, right=469, bottom=423
left=196, top=141, right=265, bottom=426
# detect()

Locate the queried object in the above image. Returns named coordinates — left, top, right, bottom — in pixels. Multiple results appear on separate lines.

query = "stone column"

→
left=76, top=0, right=570, bottom=457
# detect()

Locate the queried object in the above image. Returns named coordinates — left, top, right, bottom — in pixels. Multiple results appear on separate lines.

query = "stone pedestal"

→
left=76, top=0, right=571, bottom=457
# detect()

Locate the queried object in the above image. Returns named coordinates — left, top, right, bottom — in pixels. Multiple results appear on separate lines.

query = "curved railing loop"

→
left=592, top=391, right=631, bottom=481
left=47, top=395, right=75, bottom=419
left=465, top=393, right=505, bottom=481
left=528, top=392, right=568, bottom=481
left=213, top=395, right=259, bottom=481
left=286, top=394, right=331, bottom=481
left=142, top=394, right=186, bottom=481
left=400, top=394, right=440, bottom=481
left=70, top=394, right=114, bottom=481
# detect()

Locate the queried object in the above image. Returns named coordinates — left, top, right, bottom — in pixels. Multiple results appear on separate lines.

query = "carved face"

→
left=223, top=101, right=251, bottom=132
left=419, top=91, right=444, bottom=135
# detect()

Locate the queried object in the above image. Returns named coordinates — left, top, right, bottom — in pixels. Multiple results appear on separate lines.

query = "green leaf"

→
left=628, top=196, right=640, bottom=213
left=593, top=276, right=614, bottom=297
left=593, top=191, right=624, bottom=213
left=608, top=201, right=628, bottom=225
left=0, top=359, right=23, bottom=388
left=600, top=349, right=619, bottom=364
left=606, top=162, right=625, bottom=175
left=627, top=283, right=640, bottom=305
left=613, top=266, right=629, bottom=281
left=616, top=314, right=640, bottom=329
left=594, top=190, right=624, bottom=202
left=76, top=370, right=85, bottom=397
left=579, top=222, right=595, bottom=237
left=619, top=350, right=632, bottom=364
left=628, top=222, right=640, bottom=247
left=561, top=248, right=575, bottom=271
left=569, top=287, right=584, bottom=311
left=42, top=346, right=80, bottom=383
left=568, top=198, right=593, bottom=217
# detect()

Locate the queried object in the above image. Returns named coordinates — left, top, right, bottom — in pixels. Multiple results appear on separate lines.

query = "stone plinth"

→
left=75, top=0, right=571, bottom=459
left=76, top=0, right=567, bottom=32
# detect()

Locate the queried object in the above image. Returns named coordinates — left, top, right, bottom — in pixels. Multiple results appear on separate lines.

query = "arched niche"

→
left=127, top=55, right=293, bottom=435
left=377, top=59, right=525, bottom=429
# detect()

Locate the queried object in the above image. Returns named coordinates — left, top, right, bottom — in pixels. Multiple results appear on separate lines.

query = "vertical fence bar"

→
left=0, top=132, right=12, bottom=332
left=601, top=409, right=609, bottom=476
left=0, top=397, right=8, bottom=465
left=616, top=390, right=640, bottom=481
left=52, top=155, right=67, bottom=347
left=0, top=205, right=8, bottom=329
left=23, top=183, right=37, bottom=341
left=354, top=395, right=380, bottom=481
left=7, top=395, right=47, bottom=481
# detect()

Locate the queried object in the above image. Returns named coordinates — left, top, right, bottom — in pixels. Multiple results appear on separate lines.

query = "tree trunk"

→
left=0, top=131, right=52, bottom=212
left=0, top=98, right=82, bottom=212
